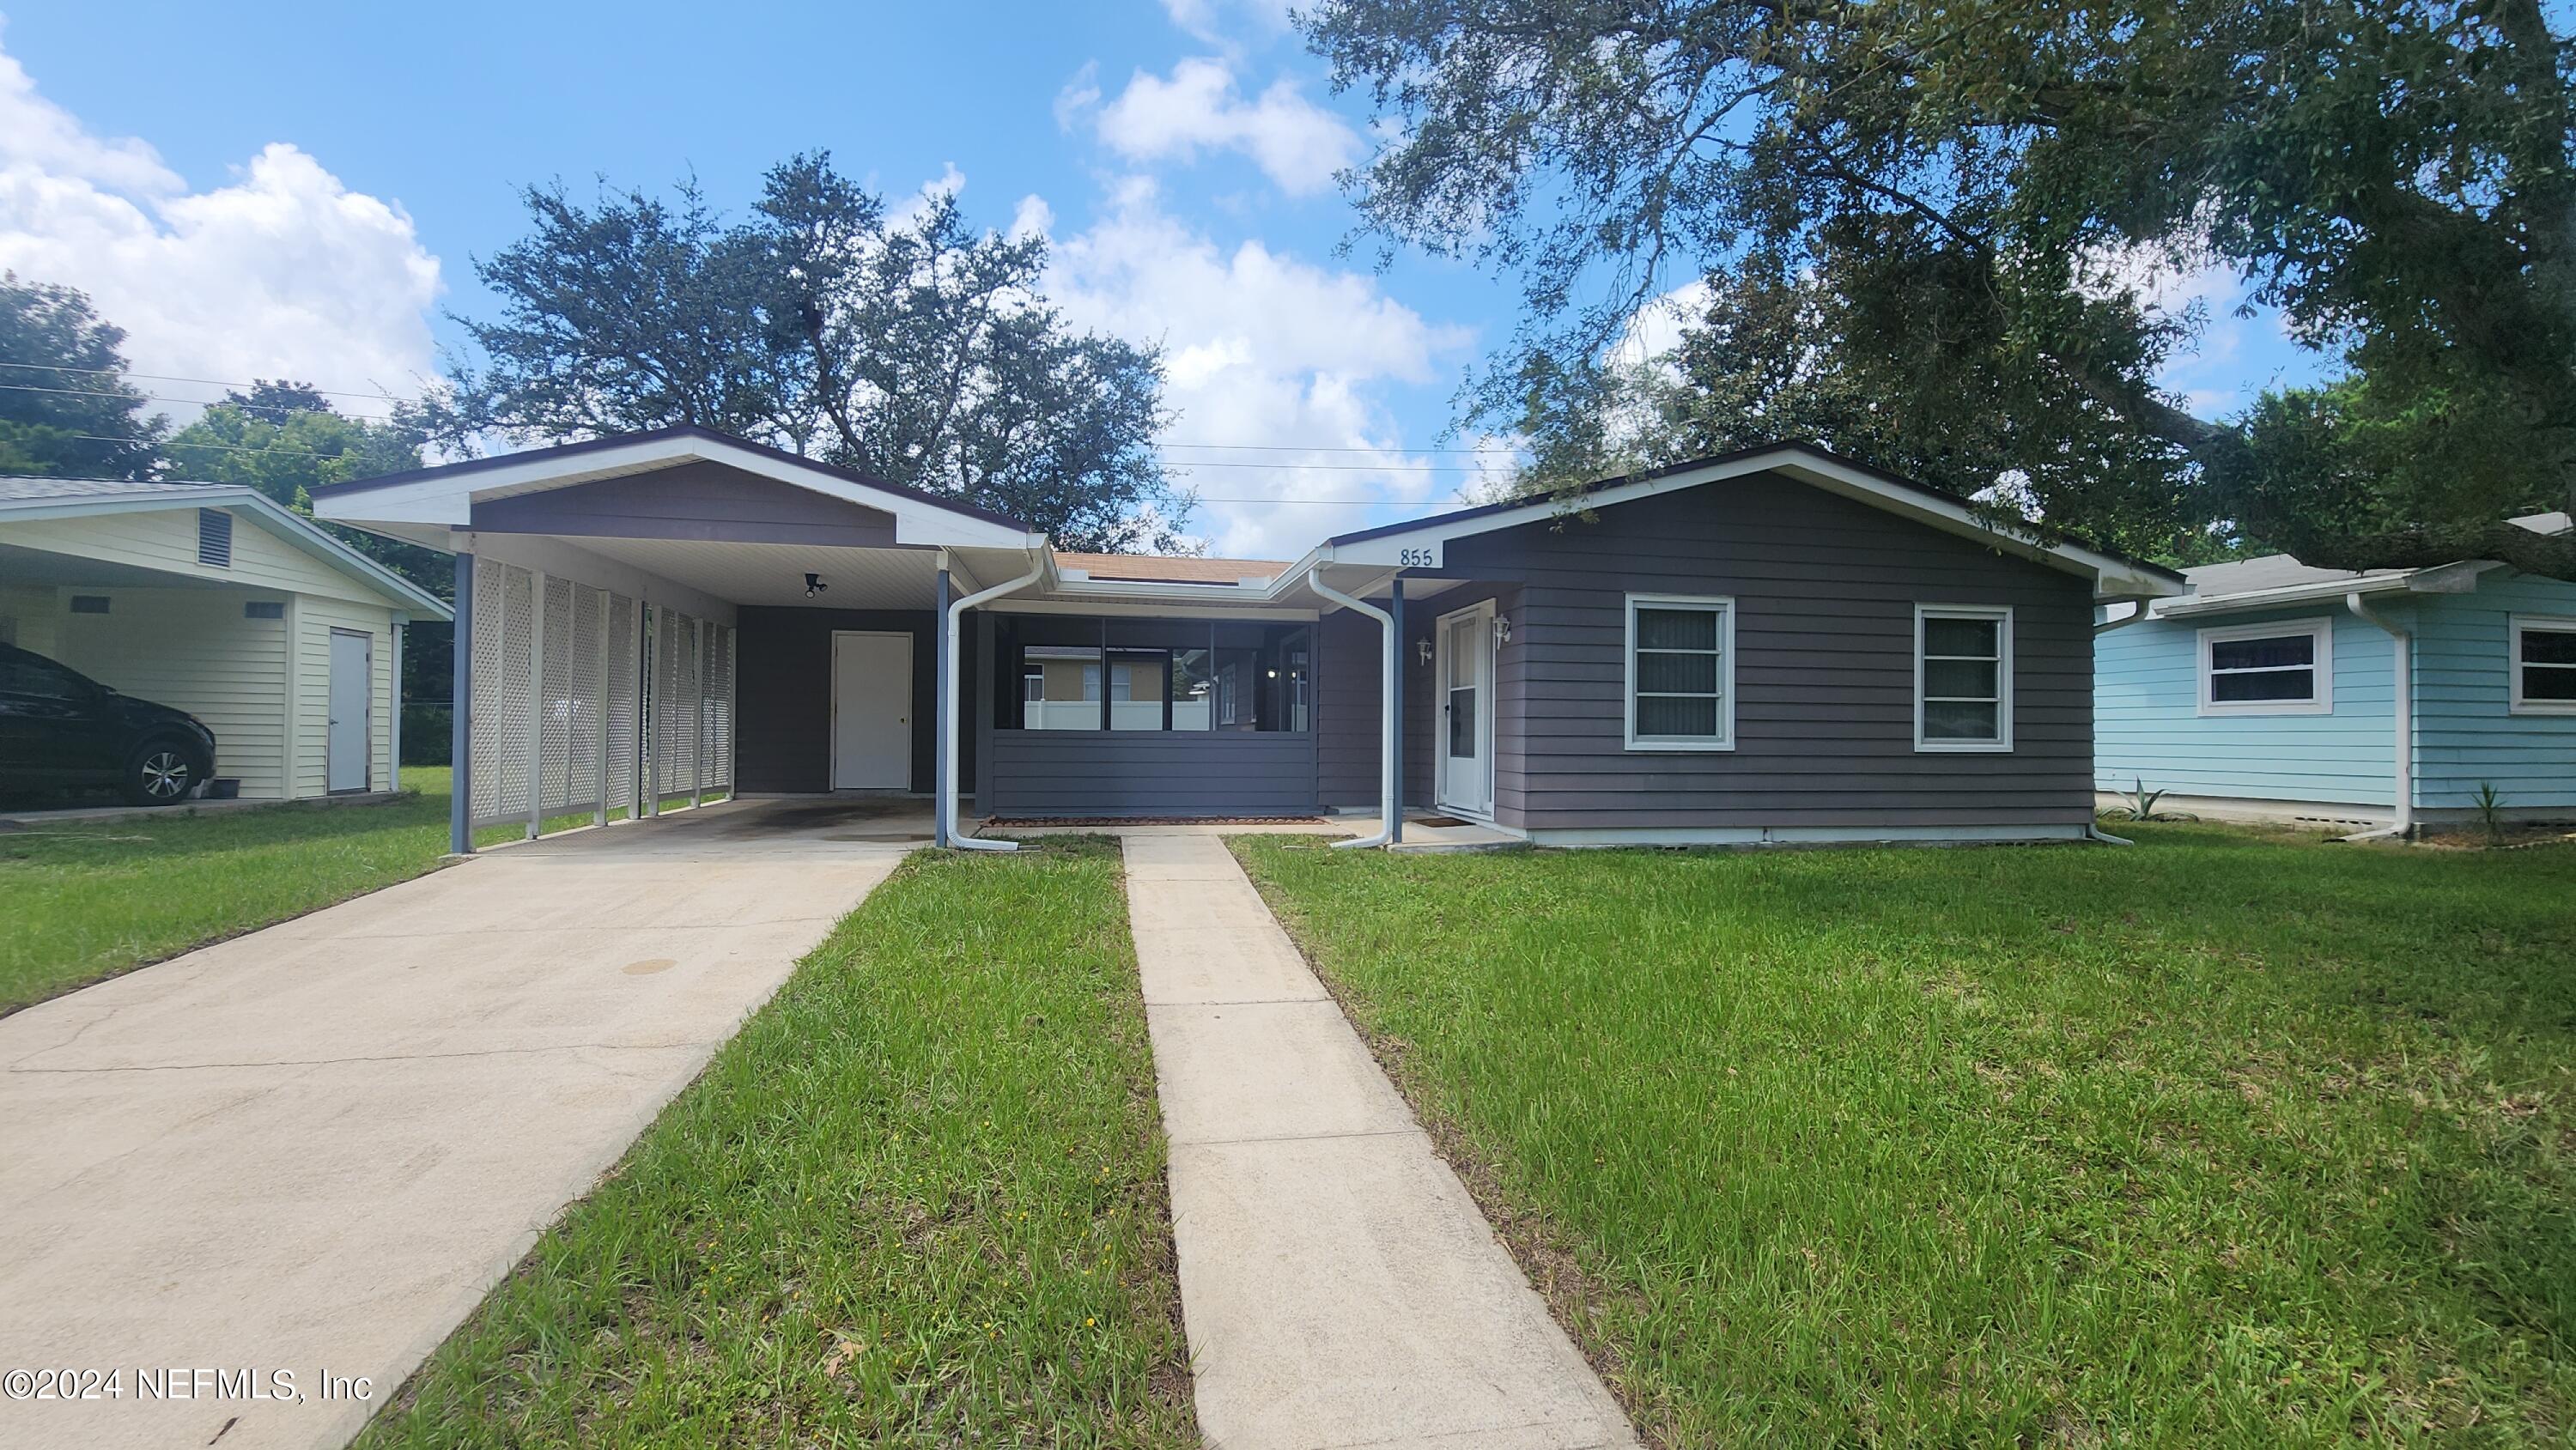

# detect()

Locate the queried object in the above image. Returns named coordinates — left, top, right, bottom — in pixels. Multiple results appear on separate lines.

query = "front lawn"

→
left=0, top=767, right=665, bottom=1014
left=1235, top=825, right=2576, bottom=1446
left=361, top=839, right=1198, bottom=1447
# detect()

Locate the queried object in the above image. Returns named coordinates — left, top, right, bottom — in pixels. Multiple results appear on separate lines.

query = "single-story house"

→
left=2095, top=513, right=2576, bottom=833
left=310, top=425, right=2186, bottom=851
left=0, top=477, right=451, bottom=801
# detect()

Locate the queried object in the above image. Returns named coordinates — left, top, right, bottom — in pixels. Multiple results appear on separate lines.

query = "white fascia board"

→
left=315, top=434, right=1047, bottom=551
left=2154, top=561, right=2500, bottom=618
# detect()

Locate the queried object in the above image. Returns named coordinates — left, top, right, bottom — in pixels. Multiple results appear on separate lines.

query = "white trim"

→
left=2195, top=616, right=2334, bottom=716
left=1624, top=593, right=1736, bottom=751
left=1433, top=598, right=1498, bottom=817
left=2509, top=614, right=2576, bottom=715
left=1914, top=604, right=2014, bottom=752
left=1524, top=822, right=2089, bottom=848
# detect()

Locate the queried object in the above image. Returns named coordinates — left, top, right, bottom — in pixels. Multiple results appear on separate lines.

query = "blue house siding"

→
left=2095, top=604, right=2397, bottom=808
left=2412, top=573, right=2576, bottom=814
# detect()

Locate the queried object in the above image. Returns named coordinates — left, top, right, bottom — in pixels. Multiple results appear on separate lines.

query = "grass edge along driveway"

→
left=1233, top=825, right=2576, bottom=1447
left=358, top=838, right=1200, bottom=1447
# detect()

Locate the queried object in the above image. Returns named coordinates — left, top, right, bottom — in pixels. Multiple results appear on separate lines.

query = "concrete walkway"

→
left=0, top=798, right=917, bottom=1450
left=1124, top=834, right=1637, bottom=1450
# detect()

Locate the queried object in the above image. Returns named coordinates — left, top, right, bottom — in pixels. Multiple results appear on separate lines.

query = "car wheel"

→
left=124, top=742, right=200, bottom=805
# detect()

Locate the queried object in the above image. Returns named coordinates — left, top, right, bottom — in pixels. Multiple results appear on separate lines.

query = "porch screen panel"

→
left=704, top=624, right=733, bottom=792
left=476, top=561, right=536, bottom=828
left=605, top=593, right=638, bottom=816
left=656, top=610, right=698, bottom=798
left=565, top=585, right=603, bottom=814
left=538, top=574, right=574, bottom=814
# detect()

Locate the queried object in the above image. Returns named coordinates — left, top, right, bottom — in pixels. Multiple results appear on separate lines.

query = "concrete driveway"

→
left=0, top=798, right=923, bottom=1450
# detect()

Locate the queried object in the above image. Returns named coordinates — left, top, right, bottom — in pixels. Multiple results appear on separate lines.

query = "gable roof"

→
left=310, top=424, right=1042, bottom=550
left=0, top=476, right=451, bottom=618
left=1311, top=441, right=2190, bottom=601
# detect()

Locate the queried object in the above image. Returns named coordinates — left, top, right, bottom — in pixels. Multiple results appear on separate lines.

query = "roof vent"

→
left=197, top=507, right=234, bottom=567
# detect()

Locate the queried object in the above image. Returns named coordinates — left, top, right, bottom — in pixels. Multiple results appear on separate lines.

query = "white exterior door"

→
left=1435, top=601, right=1494, bottom=816
left=327, top=628, right=372, bottom=794
left=831, top=631, right=913, bottom=790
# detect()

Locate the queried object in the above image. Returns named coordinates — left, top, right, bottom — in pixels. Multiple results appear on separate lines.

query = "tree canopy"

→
left=0, top=273, right=164, bottom=480
left=447, top=155, right=1190, bottom=553
left=1303, top=0, right=2576, bottom=574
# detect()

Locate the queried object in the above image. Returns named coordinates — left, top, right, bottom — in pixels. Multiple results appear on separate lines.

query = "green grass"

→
left=359, top=839, right=1197, bottom=1447
left=0, top=766, right=671, bottom=1014
left=1234, top=825, right=2576, bottom=1447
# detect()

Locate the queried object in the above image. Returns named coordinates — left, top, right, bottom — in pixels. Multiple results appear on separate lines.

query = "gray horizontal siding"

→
left=984, top=731, right=1318, bottom=816
left=735, top=606, right=950, bottom=793
left=1449, top=472, right=2096, bottom=831
left=473, top=460, right=900, bottom=548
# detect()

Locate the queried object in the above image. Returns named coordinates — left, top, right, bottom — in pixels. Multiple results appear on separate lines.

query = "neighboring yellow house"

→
left=0, top=478, right=450, bottom=801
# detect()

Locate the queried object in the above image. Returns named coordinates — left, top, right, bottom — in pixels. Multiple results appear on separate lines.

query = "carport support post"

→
left=646, top=604, right=661, bottom=818
left=933, top=564, right=952, bottom=847
left=450, top=553, right=473, bottom=856
left=1388, top=582, right=1406, bottom=846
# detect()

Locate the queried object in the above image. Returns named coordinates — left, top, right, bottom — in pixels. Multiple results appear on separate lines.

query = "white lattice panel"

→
left=470, top=558, right=507, bottom=822
left=705, top=625, right=733, bottom=792
left=567, top=586, right=603, bottom=813
left=671, top=613, right=702, bottom=794
left=538, top=575, right=574, bottom=814
left=606, top=594, right=638, bottom=815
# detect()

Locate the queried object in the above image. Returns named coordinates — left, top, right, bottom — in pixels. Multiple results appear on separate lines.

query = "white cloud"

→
left=0, top=32, right=440, bottom=424
left=1083, top=58, right=1359, bottom=197
left=1158, top=0, right=1296, bottom=50
left=1035, top=177, right=1476, bottom=558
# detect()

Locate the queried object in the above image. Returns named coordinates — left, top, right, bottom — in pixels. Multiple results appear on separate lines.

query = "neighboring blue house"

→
left=2095, top=513, right=2576, bottom=833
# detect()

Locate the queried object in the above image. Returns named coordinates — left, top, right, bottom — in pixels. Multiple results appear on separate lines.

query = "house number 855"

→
left=1397, top=547, right=1437, bottom=567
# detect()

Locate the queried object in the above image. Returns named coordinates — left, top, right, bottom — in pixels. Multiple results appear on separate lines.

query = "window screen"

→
left=1917, top=608, right=2010, bottom=748
left=1626, top=597, right=1730, bottom=746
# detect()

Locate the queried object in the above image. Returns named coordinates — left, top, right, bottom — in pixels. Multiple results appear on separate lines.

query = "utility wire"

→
left=1, top=361, right=1528, bottom=458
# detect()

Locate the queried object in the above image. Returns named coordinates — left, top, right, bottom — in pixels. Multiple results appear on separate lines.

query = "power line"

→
left=0, top=360, right=1529, bottom=459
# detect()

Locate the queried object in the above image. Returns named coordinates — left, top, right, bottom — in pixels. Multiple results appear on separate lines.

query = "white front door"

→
left=831, top=630, right=913, bottom=790
left=327, top=628, right=372, bottom=794
left=1435, top=601, right=1494, bottom=816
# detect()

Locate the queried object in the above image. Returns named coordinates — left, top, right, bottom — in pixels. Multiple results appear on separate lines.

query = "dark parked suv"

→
left=0, top=643, right=217, bottom=804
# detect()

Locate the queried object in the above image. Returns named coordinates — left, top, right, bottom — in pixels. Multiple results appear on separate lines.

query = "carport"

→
left=312, top=426, right=1051, bottom=853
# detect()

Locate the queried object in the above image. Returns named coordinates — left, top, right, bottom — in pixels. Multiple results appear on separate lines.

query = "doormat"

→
left=1410, top=816, right=1473, bottom=828
left=987, top=816, right=1327, bottom=827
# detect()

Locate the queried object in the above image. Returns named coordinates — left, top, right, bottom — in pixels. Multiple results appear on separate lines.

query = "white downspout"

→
left=945, top=557, right=1046, bottom=852
left=1308, top=567, right=1395, bottom=849
left=2341, top=592, right=2414, bottom=842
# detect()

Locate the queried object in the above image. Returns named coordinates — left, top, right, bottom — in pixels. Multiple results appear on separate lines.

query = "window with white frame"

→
left=2197, top=617, right=2333, bottom=714
left=1915, top=605, right=2013, bottom=750
left=2512, top=615, right=2576, bottom=713
left=1625, top=594, right=1734, bottom=749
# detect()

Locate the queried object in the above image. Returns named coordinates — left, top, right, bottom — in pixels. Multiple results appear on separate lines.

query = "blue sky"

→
left=0, top=1, right=2323, bottom=556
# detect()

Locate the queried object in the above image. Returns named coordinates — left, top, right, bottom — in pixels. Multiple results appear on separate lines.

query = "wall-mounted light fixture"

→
left=804, top=572, right=829, bottom=598
left=1416, top=638, right=1435, bottom=666
left=1493, top=615, right=1513, bottom=646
